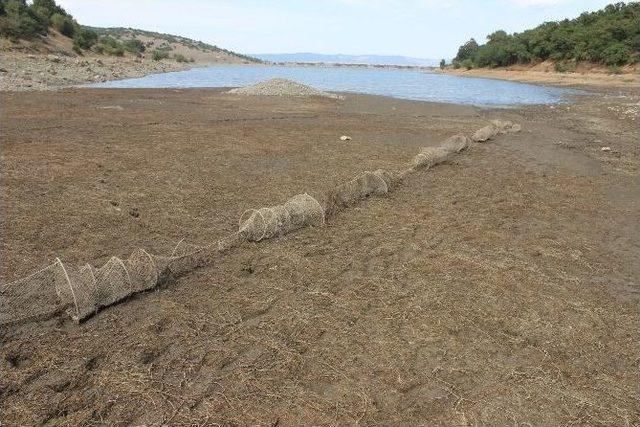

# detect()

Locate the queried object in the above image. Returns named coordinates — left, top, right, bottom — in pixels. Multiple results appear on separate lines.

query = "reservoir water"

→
left=88, top=64, right=579, bottom=106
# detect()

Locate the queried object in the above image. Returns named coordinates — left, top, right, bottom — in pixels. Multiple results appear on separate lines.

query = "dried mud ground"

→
left=1, top=87, right=639, bottom=426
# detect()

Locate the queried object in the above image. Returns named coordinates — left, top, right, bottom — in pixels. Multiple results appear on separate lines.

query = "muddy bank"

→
left=0, top=88, right=638, bottom=425
left=438, top=66, right=638, bottom=89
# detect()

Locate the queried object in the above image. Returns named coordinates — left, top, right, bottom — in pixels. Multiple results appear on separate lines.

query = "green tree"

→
left=453, top=2, right=640, bottom=68
left=0, top=0, right=48, bottom=38
left=30, top=0, right=67, bottom=17
left=461, top=58, right=474, bottom=69
left=455, top=38, right=479, bottom=62
left=486, top=30, right=509, bottom=43
left=0, top=0, right=74, bottom=38
left=601, top=42, right=631, bottom=65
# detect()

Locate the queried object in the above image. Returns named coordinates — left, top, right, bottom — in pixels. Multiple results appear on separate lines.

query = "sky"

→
left=57, top=0, right=624, bottom=59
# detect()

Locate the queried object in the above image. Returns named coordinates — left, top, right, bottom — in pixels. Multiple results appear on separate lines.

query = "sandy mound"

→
left=229, top=78, right=342, bottom=99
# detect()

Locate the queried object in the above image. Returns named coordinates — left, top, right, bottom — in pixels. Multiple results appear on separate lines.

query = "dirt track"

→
left=1, top=87, right=639, bottom=425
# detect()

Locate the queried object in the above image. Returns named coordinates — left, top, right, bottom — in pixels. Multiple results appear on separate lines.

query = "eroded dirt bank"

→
left=1, top=88, right=638, bottom=425
left=439, top=65, right=639, bottom=89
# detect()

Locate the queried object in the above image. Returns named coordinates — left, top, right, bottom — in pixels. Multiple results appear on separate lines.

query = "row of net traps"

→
left=0, top=121, right=520, bottom=325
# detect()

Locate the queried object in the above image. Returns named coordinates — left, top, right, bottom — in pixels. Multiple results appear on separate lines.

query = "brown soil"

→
left=1, top=87, right=639, bottom=425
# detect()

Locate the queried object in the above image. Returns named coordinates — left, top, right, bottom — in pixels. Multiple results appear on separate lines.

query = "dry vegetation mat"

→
left=2, top=87, right=639, bottom=426
left=0, top=119, right=520, bottom=325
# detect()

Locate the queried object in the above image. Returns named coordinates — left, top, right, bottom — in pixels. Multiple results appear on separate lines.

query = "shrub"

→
left=104, top=44, right=124, bottom=56
left=633, top=34, right=640, bottom=52
left=0, top=0, right=78, bottom=39
left=439, top=59, right=446, bottom=69
left=0, top=0, right=48, bottom=38
left=98, top=35, right=125, bottom=56
left=601, top=42, right=631, bottom=66
left=152, top=49, right=170, bottom=61
left=123, top=38, right=145, bottom=54
left=50, top=12, right=74, bottom=37
left=29, top=5, right=51, bottom=27
left=607, top=65, right=622, bottom=74
left=461, top=59, right=474, bottom=70
left=174, top=53, right=188, bottom=63
left=554, top=60, right=576, bottom=73
left=73, top=26, right=98, bottom=50
left=158, top=42, right=171, bottom=50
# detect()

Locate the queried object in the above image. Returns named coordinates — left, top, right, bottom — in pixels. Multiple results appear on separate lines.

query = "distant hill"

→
left=453, top=2, right=639, bottom=70
left=252, top=53, right=439, bottom=67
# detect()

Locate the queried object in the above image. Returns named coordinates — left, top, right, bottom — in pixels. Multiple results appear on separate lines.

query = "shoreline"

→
left=435, top=67, right=638, bottom=89
left=3, top=53, right=637, bottom=93
left=221, top=61, right=639, bottom=91
left=0, top=51, right=253, bottom=92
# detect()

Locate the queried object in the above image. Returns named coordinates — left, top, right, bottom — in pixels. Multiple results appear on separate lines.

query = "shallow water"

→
left=88, top=64, right=579, bottom=106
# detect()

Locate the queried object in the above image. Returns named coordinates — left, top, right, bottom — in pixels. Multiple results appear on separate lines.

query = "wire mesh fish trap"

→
left=491, top=119, right=522, bottom=134
left=411, top=133, right=471, bottom=170
left=53, top=251, right=154, bottom=321
left=238, top=193, right=325, bottom=242
left=472, top=120, right=521, bottom=142
left=1, top=125, right=519, bottom=326
left=440, top=134, right=470, bottom=153
left=324, top=169, right=391, bottom=215
left=0, top=260, right=68, bottom=325
left=411, top=146, right=451, bottom=170
left=471, top=124, right=499, bottom=142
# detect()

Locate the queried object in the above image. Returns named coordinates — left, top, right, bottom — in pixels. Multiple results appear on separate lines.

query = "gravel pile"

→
left=229, top=78, right=343, bottom=99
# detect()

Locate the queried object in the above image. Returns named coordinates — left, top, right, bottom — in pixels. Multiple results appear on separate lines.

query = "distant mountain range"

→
left=251, top=53, right=440, bottom=67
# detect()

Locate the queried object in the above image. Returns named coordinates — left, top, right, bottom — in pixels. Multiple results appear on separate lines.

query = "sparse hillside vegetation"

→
left=90, top=27, right=260, bottom=63
left=0, top=0, right=259, bottom=63
left=454, top=2, right=640, bottom=70
left=0, top=0, right=259, bottom=90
